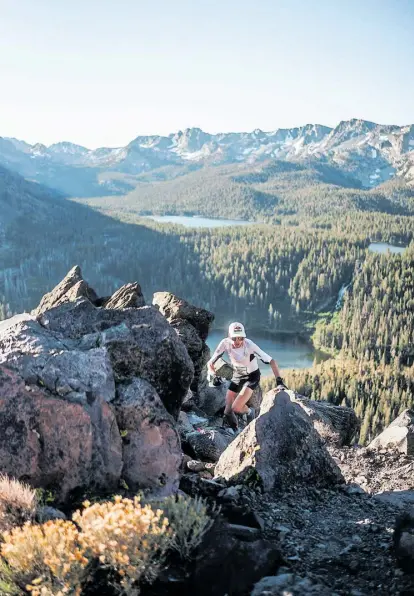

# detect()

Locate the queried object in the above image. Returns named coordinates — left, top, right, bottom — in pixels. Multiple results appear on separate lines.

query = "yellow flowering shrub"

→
left=158, top=494, right=216, bottom=560
left=0, top=493, right=214, bottom=594
left=1, top=519, right=87, bottom=595
left=73, top=495, right=171, bottom=594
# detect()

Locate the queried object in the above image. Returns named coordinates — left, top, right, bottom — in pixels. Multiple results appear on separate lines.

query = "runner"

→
left=208, top=322, right=286, bottom=430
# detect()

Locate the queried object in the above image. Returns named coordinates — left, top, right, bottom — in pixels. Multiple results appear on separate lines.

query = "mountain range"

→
left=1, top=119, right=414, bottom=197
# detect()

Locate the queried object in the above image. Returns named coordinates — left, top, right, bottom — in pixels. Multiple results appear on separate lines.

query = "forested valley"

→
left=1, top=163, right=413, bottom=444
left=261, top=241, right=414, bottom=444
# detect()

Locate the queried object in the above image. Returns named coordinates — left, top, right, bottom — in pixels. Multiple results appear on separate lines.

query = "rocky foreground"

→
left=178, top=402, right=414, bottom=595
left=0, top=267, right=413, bottom=595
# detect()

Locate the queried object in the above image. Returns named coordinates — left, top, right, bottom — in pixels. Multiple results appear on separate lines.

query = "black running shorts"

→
left=229, top=368, right=260, bottom=393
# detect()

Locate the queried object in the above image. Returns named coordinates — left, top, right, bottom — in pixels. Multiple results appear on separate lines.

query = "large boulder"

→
left=368, top=409, right=414, bottom=455
left=39, top=348, right=115, bottom=403
left=153, top=292, right=213, bottom=396
left=0, top=317, right=115, bottom=404
left=247, top=384, right=264, bottom=410
left=31, top=265, right=98, bottom=316
left=190, top=520, right=282, bottom=595
left=197, top=381, right=228, bottom=416
left=34, top=298, right=194, bottom=418
left=186, top=428, right=234, bottom=462
left=169, top=318, right=207, bottom=393
left=113, top=378, right=181, bottom=495
left=103, top=282, right=145, bottom=309
left=153, top=291, right=214, bottom=340
left=0, top=366, right=122, bottom=504
left=252, top=573, right=337, bottom=596
left=394, top=509, right=414, bottom=573
left=292, top=394, right=360, bottom=446
left=214, top=389, right=343, bottom=492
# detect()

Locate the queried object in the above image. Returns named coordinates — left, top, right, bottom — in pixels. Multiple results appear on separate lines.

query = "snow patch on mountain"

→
left=48, top=142, right=88, bottom=155
left=1, top=119, right=414, bottom=192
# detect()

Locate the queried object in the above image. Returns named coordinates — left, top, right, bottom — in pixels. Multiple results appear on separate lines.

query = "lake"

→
left=368, top=242, right=406, bottom=254
left=142, top=215, right=253, bottom=228
left=206, top=330, right=317, bottom=374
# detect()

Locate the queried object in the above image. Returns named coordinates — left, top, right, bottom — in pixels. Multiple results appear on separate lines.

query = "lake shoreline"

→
left=208, top=327, right=312, bottom=344
left=140, top=214, right=255, bottom=228
left=206, top=328, right=328, bottom=371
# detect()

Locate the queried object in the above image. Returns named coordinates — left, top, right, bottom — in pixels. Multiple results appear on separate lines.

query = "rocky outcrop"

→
left=103, top=282, right=145, bottom=309
left=292, top=394, right=360, bottom=446
left=31, top=265, right=98, bottom=317
left=170, top=319, right=207, bottom=394
left=214, top=389, right=343, bottom=492
left=175, top=399, right=414, bottom=594
left=34, top=298, right=193, bottom=418
left=153, top=291, right=213, bottom=395
left=113, top=378, right=181, bottom=495
left=153, top=292, right=214, bottom=340
left=368, top=409, right=414, bottom=455
left=0, top=303, right=194, bottom=419
left=0, top=366, right=122, bottom=504
left=0, top=268, right=197, bottom=502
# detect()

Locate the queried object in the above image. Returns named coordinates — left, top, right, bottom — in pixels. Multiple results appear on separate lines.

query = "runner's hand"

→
left=208, top=373, right=223, bottom=387
left=276, top=376, right=287, bottom=388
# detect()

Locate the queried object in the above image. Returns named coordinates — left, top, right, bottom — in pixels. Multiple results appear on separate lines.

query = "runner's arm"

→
left=269, top=359, right=282, bottom=379
left=250, top=341, right=282, bottom=377
left=207, top=339, right=227, bottom=374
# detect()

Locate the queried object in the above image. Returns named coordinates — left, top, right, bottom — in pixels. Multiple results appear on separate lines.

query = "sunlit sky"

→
left=1, top=0, right=413, bottom=148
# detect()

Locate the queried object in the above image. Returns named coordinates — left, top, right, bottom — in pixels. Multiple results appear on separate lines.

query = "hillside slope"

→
left=77, top=159, right=414, bottom=220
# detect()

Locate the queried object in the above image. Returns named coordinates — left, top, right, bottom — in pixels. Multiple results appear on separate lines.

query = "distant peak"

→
left=335, top=118, right=377, bottom=131
left=180, top=127, right=207, bottom=138
left=48, top=141, right=89, bottom=153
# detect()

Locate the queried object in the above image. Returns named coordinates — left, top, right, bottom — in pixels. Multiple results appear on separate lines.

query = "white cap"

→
left=228, top=322, right=246, bottom=338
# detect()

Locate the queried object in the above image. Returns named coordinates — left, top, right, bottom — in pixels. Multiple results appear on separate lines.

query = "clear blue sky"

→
left=0, top=0, right=413, bottom=148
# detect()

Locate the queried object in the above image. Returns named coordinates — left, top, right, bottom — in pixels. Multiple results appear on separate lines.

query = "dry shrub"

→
left=159, top=494, right=215, bottom=560
left=1, top=519, right=87, bottom=595
left=0, top=494, right=210, bottom=595
left=0, top=475, right=37, bottom=533
left=73, top=495, right=171, bottom=595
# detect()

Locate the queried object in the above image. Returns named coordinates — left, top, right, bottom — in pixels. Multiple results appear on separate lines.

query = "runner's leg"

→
left=232, top=386, right=254, bottom=414
left=224, top=389, right=239, bottom=415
